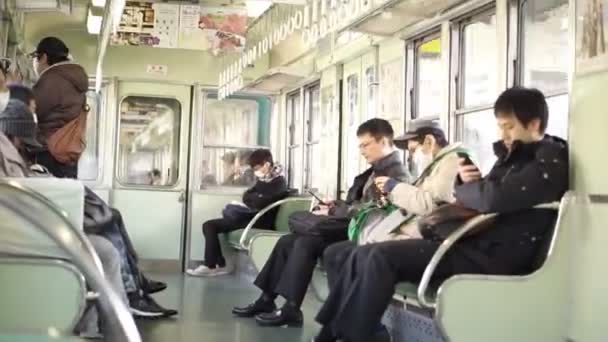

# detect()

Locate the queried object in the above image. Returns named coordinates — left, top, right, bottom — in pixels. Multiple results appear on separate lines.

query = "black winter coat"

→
left=454, top=135, right=569, bottom=274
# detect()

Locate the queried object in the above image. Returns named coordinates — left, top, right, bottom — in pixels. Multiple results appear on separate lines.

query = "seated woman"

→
left=187, top=149, right=288, bottom=277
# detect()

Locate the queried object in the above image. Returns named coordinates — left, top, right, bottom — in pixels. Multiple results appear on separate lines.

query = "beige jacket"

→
left=363, top=143, right=463, bottom=243
left=0, top=132, right=28, bottom=177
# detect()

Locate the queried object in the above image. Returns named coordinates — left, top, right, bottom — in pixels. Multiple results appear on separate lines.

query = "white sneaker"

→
left=186, top=264, right=231, bottom=277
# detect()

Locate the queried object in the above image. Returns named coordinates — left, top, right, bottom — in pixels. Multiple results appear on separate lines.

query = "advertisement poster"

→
left=111, top=1, right=179, bottom=48
left=111, top=2, right=247, bottom=54
left=379, top=58, right=403, bottom=120
left=179, top=6, right=247, bottom=55
left=576, top=0, right=608, bottom=74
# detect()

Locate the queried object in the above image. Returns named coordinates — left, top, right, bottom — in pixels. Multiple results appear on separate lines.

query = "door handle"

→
left=178, top=191, right=186, bottom=203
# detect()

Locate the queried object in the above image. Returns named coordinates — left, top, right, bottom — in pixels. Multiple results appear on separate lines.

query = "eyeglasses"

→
left=27, top=52, right=41, bottom=59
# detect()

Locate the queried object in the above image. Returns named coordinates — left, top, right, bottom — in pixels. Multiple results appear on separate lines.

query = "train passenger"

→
left=312, top=87, right=569, bottom=342
left=29, top=36, right=89, bottom=179
left=0, top=99, right=129, bottom=335
left=351, top=121, right=468, bottom=245
left=187, top=148, right=288, bottom=276
left=232, top=118, right=410, bottom=327
left=1, top=87, right=177, bottom=319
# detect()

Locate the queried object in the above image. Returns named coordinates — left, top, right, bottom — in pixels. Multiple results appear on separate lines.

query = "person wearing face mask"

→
left=29, top=36, right=89, bottom=179
left=354, top=121, right=467, bottom=244
left=0, top=58, right=14, bottom=113
left=187, top=149, right=288, bottom=277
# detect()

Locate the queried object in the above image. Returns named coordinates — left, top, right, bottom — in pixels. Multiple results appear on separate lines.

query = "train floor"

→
left=137, top=272, right=323, bottom=342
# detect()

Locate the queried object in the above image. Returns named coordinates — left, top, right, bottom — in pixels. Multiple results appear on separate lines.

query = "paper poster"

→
left=111, top=2, right=247, bottom=54
left=379, top=58, right=403, bottom=120
left=179, top=6, right=247, bottom=55
left=152, top=3, right=179, bottom=48
left=576, top=0, right=608, bottom=75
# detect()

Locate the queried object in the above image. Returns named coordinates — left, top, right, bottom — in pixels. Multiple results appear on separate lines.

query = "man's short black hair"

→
left=356, top=118, right=394, bottom=145
left=249, top=149, right=273, bottom=168
left=8, top=85, right=35, bottom=107
left=494, top=87, right=549, bottom=133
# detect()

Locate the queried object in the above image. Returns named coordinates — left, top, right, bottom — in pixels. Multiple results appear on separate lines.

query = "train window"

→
left=117, top=96, right=181, bottom=186
left=520, top=0, right=569, bottom=139
left=546, top=94, right=569, bottom=139
left=415, top=36, right=442, bottom=118
left=462, top=12, right=499, bottom=108
left=304, top=84, right=321, bottom=190
left=287, top=92, right=303, bottom=190
left=520, top=0, right=569, bottom=94
left=201, top=96, right=264, bottom=188
left=460, top=108, right=497, bottom=174
left=78, top=90, right=101, bottom=181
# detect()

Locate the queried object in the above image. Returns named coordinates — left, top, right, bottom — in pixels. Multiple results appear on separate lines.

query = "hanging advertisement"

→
left=179, top=6, right=247, bottom=55
left=110, top=2, right=247, bottom=54
left=111, top=2, right=179, bottom=48
left=576, top=0, right=608, bottom=75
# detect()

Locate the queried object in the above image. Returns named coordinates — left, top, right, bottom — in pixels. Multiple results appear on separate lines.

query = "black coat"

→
left=333, top=151, right=410, bottom=218
left=454, top=135, right=569, bottom=274
left=242, top=175, right=288, bottom=228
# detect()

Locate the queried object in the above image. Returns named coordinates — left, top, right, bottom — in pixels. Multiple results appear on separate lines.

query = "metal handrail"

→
left=0, top=180, right=141, bottom=342
left=416, top=202, right=561, bottom=309
left=237, top=197, right=313, bottom=250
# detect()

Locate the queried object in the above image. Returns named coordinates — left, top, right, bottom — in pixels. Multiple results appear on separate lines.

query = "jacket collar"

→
left=38, top=61, right=74, bottom=78
left=371, top=150, right=401, bottom=172
left=492, top=135, right=566, bottom=162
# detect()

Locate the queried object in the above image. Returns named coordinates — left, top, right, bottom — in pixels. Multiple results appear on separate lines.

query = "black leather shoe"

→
left=232, top=299, right=276, bottom=318
left=255, top=307, right=303, bottom=327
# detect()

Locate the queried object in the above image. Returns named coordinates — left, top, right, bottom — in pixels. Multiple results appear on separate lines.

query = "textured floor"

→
left=136, top=272, right=323, bottom=342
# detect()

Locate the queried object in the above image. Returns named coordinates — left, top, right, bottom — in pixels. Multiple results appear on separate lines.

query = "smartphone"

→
left=457, top=152, right=474, bottom=166
left=307, top=190, right=326, bottom=205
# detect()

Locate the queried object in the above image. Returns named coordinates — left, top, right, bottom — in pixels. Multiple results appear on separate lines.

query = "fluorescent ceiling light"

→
left=246, top=1, right=272, bottom=17
left=87, top=8, right=103, bottom=34
left=92, top=0, right=106, bottom=7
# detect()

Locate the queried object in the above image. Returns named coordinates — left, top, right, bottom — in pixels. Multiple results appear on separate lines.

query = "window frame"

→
left=456, top=6, right=500, bottom=111
left=286, top=89, right=304, bottom=190
left=303, top=82, right=321, bottom=191
left=411, top=31, right=443, bottom=120
left=516, top=0, right=570, bottom=97
left=115, top=94, right=183, bottom=189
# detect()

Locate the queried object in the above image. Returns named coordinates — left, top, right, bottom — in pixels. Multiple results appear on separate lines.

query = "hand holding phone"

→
left=308, top=190, right=327, bottom=206
left=457, top=152, right=481, bottom=183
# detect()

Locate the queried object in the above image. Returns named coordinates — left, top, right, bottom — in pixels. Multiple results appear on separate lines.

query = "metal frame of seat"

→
left=0, top=257, right=87, bottom=334
left=231, top=197, right=314, bottom=251
left=390, top=199, right=564, bottom=340
left=0, top=179, right=141, bottom=342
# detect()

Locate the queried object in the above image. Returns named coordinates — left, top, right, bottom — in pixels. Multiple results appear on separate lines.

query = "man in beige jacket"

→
left=362, top=120, right=466, bottom=243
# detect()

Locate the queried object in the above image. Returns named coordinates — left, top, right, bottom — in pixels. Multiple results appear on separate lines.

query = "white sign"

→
left=218, top=0, right=387, bottom=100
left=146, top=64, right=168, bottom=75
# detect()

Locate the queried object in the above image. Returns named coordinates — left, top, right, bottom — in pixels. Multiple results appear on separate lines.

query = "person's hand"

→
left=374, top=176, right=389, bottom=191
left=458, top=158, right=482, bottom=183
left=313, top=207, right=330, bottom=216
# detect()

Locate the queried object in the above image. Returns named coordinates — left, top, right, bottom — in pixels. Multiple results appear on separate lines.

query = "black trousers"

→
left=202, top=218, right=243, bottom=268
left=35, top=150, right=78, bottom=179
left=315, top=240, right=487, bottom=342
left=254, top=233, right=340, bottom=307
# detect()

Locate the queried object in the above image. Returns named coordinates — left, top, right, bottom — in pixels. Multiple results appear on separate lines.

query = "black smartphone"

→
left=457, top=152, right=474, bottom=166
left=307, top=190, right=326, bottom=205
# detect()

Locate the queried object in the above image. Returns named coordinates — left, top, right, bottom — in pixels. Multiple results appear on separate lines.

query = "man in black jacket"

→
left=232, top=118, right=410, bottom=328
left=312, top=87, right=569, bottom=342
left=187, top=149, right=288, bottom=277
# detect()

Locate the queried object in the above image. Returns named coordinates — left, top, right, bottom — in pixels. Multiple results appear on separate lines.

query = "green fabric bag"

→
left=348, top=202, right=399, bottom=242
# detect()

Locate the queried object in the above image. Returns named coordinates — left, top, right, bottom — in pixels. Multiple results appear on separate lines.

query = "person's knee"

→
left=202, top=221, right=217, bottom=236
left=293, top=235, right=325, bottom=256
left=322, top=241, right=354, bottom=270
